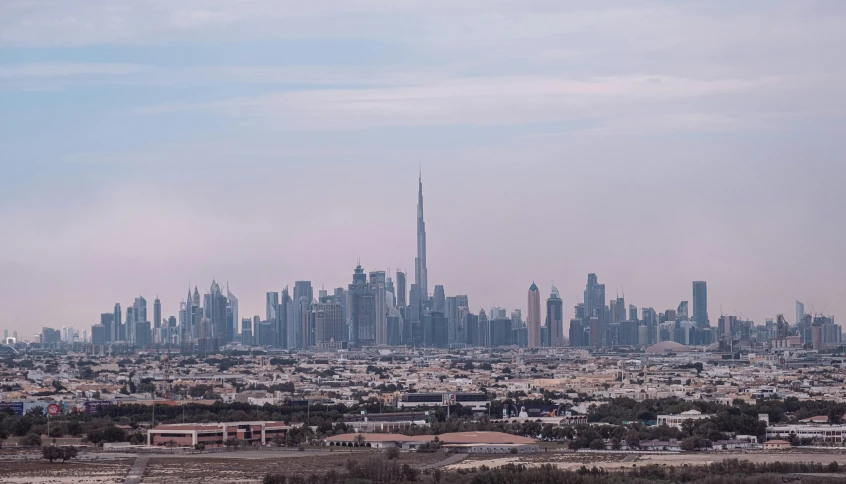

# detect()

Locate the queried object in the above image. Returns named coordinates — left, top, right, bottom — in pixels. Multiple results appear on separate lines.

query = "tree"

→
left=354, top=433, right=366, bottom=446
left=42, top=446, right=63, bottom=463
left=827, top=405, right=845, bottom=425
left=60, top=446, right=78, bottom=462
left=22, top=432, right=42, bottom=447
left=589, top=438, right=606, bottom=450
left=385, top=446, right=400, bottom=459
left=66, top=421, right=82, bottom=437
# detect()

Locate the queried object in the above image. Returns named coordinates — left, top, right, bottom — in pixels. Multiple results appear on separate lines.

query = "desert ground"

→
left=2, top=449, right=846, bottom=483
left=446, top=450, right=846, bottom=471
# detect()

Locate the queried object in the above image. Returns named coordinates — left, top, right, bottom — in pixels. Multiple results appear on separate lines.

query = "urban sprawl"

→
left=1, top=175, right=845, bottom=483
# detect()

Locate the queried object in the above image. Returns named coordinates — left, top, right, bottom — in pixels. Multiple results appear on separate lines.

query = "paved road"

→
left=124, top=455, right=149, bottom=484
left=421, top=453, right=467, bottom=470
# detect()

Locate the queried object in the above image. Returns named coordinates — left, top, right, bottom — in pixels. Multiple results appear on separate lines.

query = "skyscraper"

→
left=113, top=303, right=122, bottom=342
left=583, top=274, right=605, bottom=321
left=280, top=287, right=292, bottom=348
left=206, top=280, right=228, bottom=344
left=546, top=285, right=564, bottom=347
left=293, top=281, right=313, bottom=349
left=131, top=296, right=147, bottom=344
left=153, top=297, right=162, bottom=329
left=349, top=264, right=374, bottom=346
left=445, top=296, right=458, bottom=345
left=100, top=313, right=114, bottom=343
left=396, top=271, right=407, bottom=308
left=629, top=305, right=638, bottom=322
left=796, top=301, right=805, bottom=325
left=314, top=301, right=345, bottom=347
left=433, top=285, right=445, bottom=313
left=677, top=301, right=689, bottom=321
left=370, top=270, right=387, bottom=345
left=692, top=281, right=709, bottom=328
left=266, top=292, right=279, bottom=324
left=386, top=276, right=395, bottom=307
left=614, top=296, right=626, bottom=324
left=414, top=172, right=428, bottom=303
left=527, top=282, right=541, bottom=348
left=227, top=284, right=239, bottom=340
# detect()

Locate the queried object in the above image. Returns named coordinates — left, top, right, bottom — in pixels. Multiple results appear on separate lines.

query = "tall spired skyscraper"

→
left=414, top=172, right=428, bottom=302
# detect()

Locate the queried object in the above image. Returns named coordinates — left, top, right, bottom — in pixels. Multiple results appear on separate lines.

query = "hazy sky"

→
left=1, top=1, right=845, bottom=338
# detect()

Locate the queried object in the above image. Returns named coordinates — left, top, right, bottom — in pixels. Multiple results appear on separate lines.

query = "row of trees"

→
left=262, top=457, right=842, bottom=484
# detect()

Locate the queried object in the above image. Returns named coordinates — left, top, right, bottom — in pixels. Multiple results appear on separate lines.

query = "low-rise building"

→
left=765, top=425, right=846, bottom=444
left=325, top=431, right=539, bottom=453
left=656, top=410, right=714, bottom=430
left=763, top=439, right=791, bottom=450
left=147, top=421, right=290, bottom=447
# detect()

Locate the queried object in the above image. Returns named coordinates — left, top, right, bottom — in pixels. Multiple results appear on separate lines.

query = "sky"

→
left=1, top=1, right=845, bottom=338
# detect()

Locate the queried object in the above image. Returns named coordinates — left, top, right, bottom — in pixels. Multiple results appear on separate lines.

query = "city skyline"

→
left=2, top=173, right=837, bottom=340
left=2, top=2, right=844, bottom=336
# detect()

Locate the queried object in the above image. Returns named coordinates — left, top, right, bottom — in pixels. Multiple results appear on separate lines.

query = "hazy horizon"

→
left=1, top=1, right=844, bottom=337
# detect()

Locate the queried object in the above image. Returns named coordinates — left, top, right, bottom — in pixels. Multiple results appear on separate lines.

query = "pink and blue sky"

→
left=1, top=1, right=844, bottom=337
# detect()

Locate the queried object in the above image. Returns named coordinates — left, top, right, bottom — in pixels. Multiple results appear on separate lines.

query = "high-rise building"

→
left=614, top=297, right=626, bottom=324
left=153, top=297, right=162, bottom=329
left=266, top=292, right=279, bottom=325
left=135, top=321, right=151, bottom=348
left=642, top=307, right=658, bottom=345
left=677, top=301, right=689, bottom=321
left=100, top=313, right=114, bottom=343
left=414, top=172, right=429, bottom=305
left=409, top=283, right=422, bottom=323
left=241, top=318, right=253, bottom=346
left=314, top=301, right=345, bottom=348
left=796, top=301, right=805, bottom=326
left=582, top=274, right=606, bottom=346
left=292, top=281, right=313, bottom=349
left=113, top=303, right=122, bottom=342
left=387, top=308, right=403, bottom=346
left=629, top=305, right=638, bottom=322
left=718, top=315, right=737, bottom=341
left=584, top=274, right=606, bottom=321
left=280, top=287, right=292, bottom=348
left=692, top=281, right=709, bottom=328
left=546, top=285, right=564, bottom=347
left=205, top=280, right=229, bottom=344
left=456, top=295, right=469, bottom=344
left=226, top=284, right=239, bottom=340
left=349, top=264, right=374, bottom=346
left=477, top=309, right=490, bottom=347
left=133, top=296, right=147, bottom=322
left=445, top=296, right=458, bottom=345
left=465, top=313, right=478, bottom=346
left=487, top=307, right=505, bottom=320
left=510, top=309, right=522, bottom=330
left=370, top=271, right=387, bottom=345
left=433, top=285, right=445, bottom=313
left=131, top=296, right=147, bottom=343
left=490, top=318, right=512, bottom=347
left=527, top=282, right=541, bottom=348
left=396, top=271, right=407, bottom=308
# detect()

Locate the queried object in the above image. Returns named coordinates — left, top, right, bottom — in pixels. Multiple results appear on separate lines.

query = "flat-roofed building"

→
left=325, top=431, right=539, bottom=453
left=765, top=425, right=846, bottom=444
left=147, top=421, right=290, bottom=447
left=656, top=410, right=714, bottom=430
